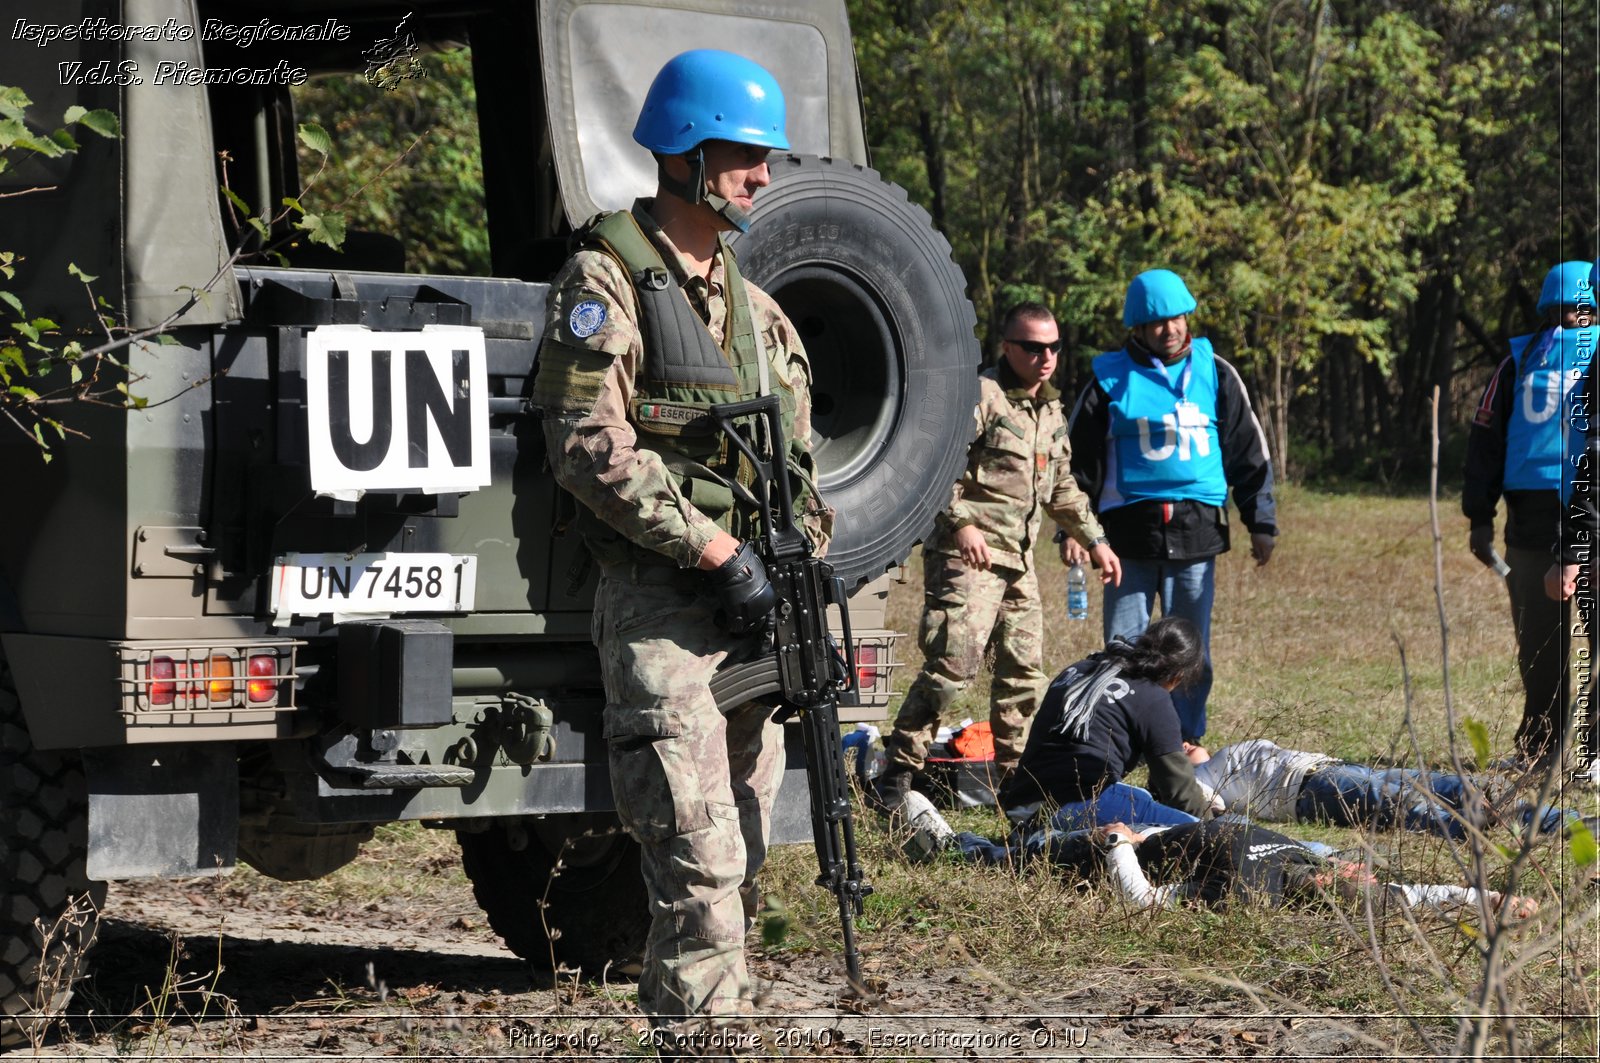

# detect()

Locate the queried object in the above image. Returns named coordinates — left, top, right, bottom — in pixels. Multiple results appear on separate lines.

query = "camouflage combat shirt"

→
left=532, top=200, right=831, bottom=568
left=928, top=362, right=1104, bottom=572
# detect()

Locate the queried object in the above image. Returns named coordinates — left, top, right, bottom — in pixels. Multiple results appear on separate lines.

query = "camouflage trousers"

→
left=593, top=572, right=785, bottom=1025
left=886, top=553, right=1044, bottom=773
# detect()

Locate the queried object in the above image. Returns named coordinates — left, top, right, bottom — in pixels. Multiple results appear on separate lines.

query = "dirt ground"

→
left=10, top=874, right=1389, bottom=1061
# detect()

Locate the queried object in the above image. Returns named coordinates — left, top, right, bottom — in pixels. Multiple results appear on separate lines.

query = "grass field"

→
left=761, top=484, right=1600, bottom=1057
left=187, top=486, right=1595, bottom=1060
left=885, top=483, right=1538, bottom=764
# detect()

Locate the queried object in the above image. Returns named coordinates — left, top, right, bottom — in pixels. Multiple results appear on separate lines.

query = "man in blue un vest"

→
left=1066, top=269, right=1278, bottom=743
left=1468, top=260, right=1596, bottom=770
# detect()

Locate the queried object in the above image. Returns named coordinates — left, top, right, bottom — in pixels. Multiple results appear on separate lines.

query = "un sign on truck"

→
left=304, top=324, right=492, bottom=498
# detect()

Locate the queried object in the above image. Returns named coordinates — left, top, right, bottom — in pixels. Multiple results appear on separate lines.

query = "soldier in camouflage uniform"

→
left=529, top=50, right=830, bottom=1036
left=875, top=303, right=1121, bottom=809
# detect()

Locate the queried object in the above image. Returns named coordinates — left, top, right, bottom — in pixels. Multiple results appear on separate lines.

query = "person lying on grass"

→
left=1080, top=819, right=1542, bottom=918
left=901, top=794, right=1540, bottom=920
left=994, top=616, right=1214, bottom=830
left=1185, top=738, right=1596, bottom=841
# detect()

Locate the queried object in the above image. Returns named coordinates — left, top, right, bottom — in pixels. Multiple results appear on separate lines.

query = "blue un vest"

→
left=1092, top=338, right=1228, bottom=510
left=1502, top=325, right=1596, bottom=495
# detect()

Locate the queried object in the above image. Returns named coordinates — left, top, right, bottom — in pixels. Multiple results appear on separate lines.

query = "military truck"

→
left=0, top=0, right=979, bottom=1039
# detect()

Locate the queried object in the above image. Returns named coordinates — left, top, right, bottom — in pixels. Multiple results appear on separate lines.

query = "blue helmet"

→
left=1123, top=269, right=1198, bottom=327
left=1536, top=260, right=1597, bottom=315
left=633, top=49, right=790, bottom=155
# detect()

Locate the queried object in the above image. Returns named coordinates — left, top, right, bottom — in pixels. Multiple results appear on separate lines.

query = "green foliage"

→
left=291, top=48, right=489, bottom=276
left=760, top=895, right=792, bottom=948
left=1571, top=821, right=1597, bottom=868
left=0, top=89, right=117, bottom=166
left=0, top=85, right=362, bottom=456
left=296, top=121, right=334, bottom=158
left=848, top=0, right=1591, bottom=481
left=62, top=105, right=119, bottom=140
left=1461, top=718, right=1492, bottom=768
left=0, top=88, right=122, bottom=456
left=294, top=212, right=347, bottom=250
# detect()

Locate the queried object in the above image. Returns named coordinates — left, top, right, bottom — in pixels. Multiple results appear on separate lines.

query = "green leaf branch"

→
left=0, top=98, right=351, bottom=459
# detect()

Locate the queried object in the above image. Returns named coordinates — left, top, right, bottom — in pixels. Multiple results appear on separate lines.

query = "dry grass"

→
left=274, top=486, right=1595, bottom=1056
left=887, top=483, right=1527, bottom=763
left=781, top=484, right=1600, bottom=1055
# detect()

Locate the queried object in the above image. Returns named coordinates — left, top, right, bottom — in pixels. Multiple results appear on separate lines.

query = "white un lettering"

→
left=1519, top=370, right=1565, bottom=425
left=1137, top=414, right=1212, bottom=461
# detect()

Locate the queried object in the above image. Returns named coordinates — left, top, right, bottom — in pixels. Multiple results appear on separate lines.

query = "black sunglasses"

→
left=1005, top=338, right=1061, bottom=356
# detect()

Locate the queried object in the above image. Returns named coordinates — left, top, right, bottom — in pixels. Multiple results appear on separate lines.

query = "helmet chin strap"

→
left=657, top=148, right=753, bottom=233
left=704, top=192, right=752, bottom=233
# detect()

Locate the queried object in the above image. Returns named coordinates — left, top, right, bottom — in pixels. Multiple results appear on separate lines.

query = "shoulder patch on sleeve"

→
left=568, top=298, right=608, bottom=339
left=555, top=287, right=620, bottom=347
left=546, top=263, right=633, bottom=356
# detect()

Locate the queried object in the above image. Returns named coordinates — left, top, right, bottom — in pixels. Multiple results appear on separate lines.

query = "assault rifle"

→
left=709, top=394, right=872, bottom=992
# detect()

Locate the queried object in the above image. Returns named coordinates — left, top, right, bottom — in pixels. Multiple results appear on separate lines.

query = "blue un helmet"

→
left=1123, top=269, right=1198, bottom=328
left=1536, top=260, right=1597, bottom=316
left=633, top=49, right=788, bottom=231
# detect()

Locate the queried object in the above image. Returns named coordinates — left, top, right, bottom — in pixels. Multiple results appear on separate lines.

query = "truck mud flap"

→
left=82, top=745, right=238, bottom=879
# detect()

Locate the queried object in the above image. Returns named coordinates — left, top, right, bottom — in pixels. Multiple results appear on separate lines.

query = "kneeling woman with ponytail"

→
left=998, top=616, right=1215, bottom=829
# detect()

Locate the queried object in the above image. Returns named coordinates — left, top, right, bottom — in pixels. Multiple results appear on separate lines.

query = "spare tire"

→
left=733, top=155, right=980, bottom=591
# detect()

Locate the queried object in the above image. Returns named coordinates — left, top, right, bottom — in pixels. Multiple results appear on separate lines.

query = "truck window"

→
left=289, top=46, right=490, bottom=277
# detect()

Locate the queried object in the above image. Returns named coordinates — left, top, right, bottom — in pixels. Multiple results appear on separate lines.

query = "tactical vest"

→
left=576, top=210, right=806, bottom=557
left=1503, top=325, right=1595, bottom=495
left=1091, top=338, right=1228, bottom=510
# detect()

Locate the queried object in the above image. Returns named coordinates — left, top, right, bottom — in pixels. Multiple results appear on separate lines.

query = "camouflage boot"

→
left=868, top=762, right=912, bottom=815
left=869, top=728, right=921, bottom=814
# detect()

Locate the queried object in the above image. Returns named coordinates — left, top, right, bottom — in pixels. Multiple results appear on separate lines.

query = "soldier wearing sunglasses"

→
left=874, top=303, right=1121, bottom=811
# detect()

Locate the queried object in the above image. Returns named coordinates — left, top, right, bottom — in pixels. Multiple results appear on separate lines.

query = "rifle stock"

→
left=709, top=396, right=872, bottom=991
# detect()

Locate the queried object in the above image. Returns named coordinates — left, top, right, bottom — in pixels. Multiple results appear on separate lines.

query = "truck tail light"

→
left=122, top=640, right=298, bottom=722
left=247, top=654, right=279, bottom=703
left=207, top=655, right=235, bottom=701
left=855, top=643, right=880, bottom=688
left=149, top=656, right=177, bottom=705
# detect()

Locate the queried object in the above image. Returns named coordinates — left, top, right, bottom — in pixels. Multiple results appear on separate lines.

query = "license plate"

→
left=270, top=552, right=477, bottom=618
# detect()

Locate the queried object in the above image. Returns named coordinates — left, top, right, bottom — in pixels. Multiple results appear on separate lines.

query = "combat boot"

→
left=868, top=763, right=912, bottom=815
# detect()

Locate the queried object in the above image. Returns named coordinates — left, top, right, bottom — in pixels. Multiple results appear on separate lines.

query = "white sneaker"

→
left=900, top=790, right=956, bottom=863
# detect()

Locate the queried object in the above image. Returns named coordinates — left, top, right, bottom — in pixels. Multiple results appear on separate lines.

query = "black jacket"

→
left=1462, top=349, right=1563, bottom=552
left=1067, top=343, right=1277, bottom=561
left=1000, top=660, right=1210, bottom=817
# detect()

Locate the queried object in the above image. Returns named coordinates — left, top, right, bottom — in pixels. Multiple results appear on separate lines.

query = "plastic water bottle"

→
left=841, top=724, right=884, bottom=786
left=1067, top=562, right=1089, bottom=621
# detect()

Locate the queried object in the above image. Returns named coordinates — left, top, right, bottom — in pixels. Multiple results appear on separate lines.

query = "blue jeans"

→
left=1045, top=782, right=1202, bottom=832
left=1295, top=764, right=1572, bottom=839
left=1103, top=557, right=1214, bottom=740
left=955, top=784, right=1200, bottom=865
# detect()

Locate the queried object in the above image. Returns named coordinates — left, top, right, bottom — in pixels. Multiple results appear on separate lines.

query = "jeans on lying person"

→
left=1046, top=782, right=1202, bottom=832
left=1294, top=763, right=1571, bottom=838
left=955, top=783, right=1200, bottom=866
